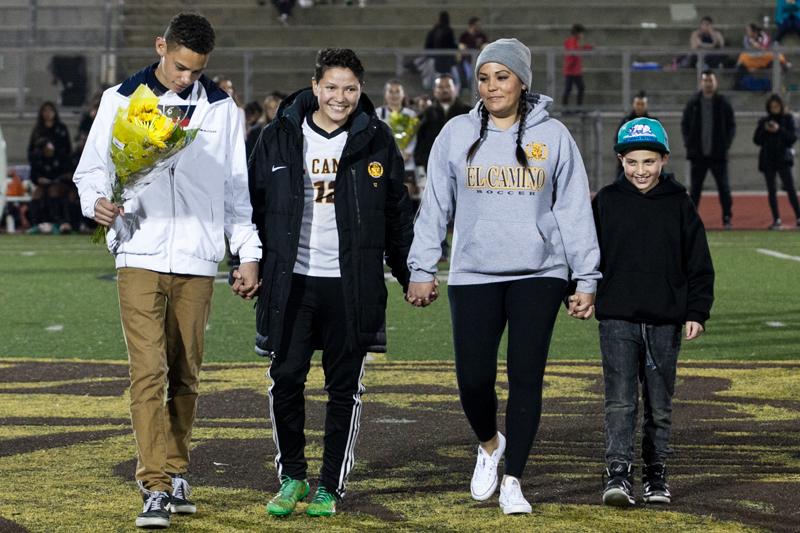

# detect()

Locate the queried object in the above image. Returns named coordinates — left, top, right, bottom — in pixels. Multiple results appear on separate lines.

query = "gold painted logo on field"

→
left=526, top=142, right=548, bottom=161
left=368, top=161, right=384, bottom=178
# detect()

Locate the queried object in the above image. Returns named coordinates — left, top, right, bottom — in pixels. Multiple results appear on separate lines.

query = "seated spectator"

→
left=677, top=16, right=728, bottom=68
left=744, top=22, right=771, bottom=50
left=775, top=0, right=800, bottom=43
left=28, top=101, right=71, bottom=167
left=28, top=137, right=75, bottom=234
left=735, top=24, right=789, bottom=89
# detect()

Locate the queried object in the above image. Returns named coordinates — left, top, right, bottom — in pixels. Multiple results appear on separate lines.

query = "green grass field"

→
left=0, top=231, right=798, bottom=361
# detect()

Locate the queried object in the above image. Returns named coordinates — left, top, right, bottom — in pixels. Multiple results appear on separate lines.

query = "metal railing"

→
left=1, top=44, right=797, bottom=116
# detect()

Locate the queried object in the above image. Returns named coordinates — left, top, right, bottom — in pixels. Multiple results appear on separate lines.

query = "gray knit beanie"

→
left=474, top=38, right=532, bottom=88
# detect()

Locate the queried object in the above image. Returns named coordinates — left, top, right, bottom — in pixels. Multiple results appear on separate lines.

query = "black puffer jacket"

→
left=248, top=88, right=413, bottom=357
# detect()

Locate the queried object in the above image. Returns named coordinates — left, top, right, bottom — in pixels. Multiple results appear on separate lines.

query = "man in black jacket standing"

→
left=413, top=73, right=471, bottom=182
left=244, top=48, right=414, bottom=518
left=681, top=70, right=736, bottom=228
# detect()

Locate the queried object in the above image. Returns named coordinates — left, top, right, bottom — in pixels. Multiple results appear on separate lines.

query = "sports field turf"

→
left=0, top=231, right=799, bottom=532
left=0, top=231, right=798, bottom=361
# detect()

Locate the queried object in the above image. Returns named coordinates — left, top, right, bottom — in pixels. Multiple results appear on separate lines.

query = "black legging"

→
left=763, top=167, right=800, bottom=222
left=449, top=276, right=567, bottom=478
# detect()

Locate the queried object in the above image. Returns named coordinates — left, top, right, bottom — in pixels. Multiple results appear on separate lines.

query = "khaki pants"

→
left=117, top=267, right=214, bottom=492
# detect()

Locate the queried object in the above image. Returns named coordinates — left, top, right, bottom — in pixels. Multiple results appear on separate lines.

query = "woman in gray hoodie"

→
left=406, top=38, right=601, bottom=514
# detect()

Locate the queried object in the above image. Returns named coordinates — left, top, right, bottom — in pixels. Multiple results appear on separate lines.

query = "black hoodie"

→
left=591, top=173, right=714, bottom=326
left=248, top=88, right=413, bottom=357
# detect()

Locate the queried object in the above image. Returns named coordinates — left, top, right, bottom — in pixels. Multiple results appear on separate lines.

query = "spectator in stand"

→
left=562, top=24, right=592, bottom=108
left=27, top=101, right=73, bottom=234
left=412, top=93, right=433, bottom=115
left=681, top=70, right=736, bottom=229
left=615, top=91, right=655, bottom=174
left=413, top=73, right=470, bottom=260
left=775, top=0, right=800, bottom=43
left=244, top=100, right=263, bottom=131
left=753, top=94, right=800, bottom=229
left=28, top=136, right=73, bottom=234
left=262, top=91, right=285, bottom=124
left=246, top=92, right=286, bottom=160
left=735, top=23, right=789, bottom=89
left=744, top=22, right=771, bottom=49
left=414, top=74, right=471, bottom=184
left=459, top=17, right=489, bottom=90
left=688, top=16, right=726, bottom=68
left=377, top=80, right=419, bottom=197
left=258, top=0, right=295, bottom=25
left=424, top=11, right=459, bottom=84
left=28, top=101, right=71, bottom=167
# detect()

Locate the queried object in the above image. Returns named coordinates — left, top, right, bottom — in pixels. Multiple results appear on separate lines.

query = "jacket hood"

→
left=468, top=93, right=553, bottom=132
left=276, top=87, right=377, bottom=134
left=613, top=171, right=687, bottom=198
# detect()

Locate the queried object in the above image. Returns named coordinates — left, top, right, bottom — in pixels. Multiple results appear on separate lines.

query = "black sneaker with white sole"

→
left=642, top=463, right=672, bottom=504
left=169, top=474, right=197, bottom=514
left=136, top=490, right=171, bottom=529
left=602, top=461, right=635, bottom=507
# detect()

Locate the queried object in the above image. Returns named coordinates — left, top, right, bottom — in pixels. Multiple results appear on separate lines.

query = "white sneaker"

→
left=470, top=432, right=506, bottom=501
left=499, top=476, right=532, bottom=514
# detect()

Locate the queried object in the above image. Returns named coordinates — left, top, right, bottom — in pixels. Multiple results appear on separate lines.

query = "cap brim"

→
left=614, top=141, right=669, bottom=155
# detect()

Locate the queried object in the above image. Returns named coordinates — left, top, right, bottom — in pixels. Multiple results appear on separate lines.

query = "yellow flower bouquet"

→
left=92, top=84, right=198, bottom=243
left=387, top=110, right=419, bottom=151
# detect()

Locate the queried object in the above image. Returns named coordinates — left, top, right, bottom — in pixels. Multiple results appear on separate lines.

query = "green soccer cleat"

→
left=306, top=486, right=337, bottom=517
left=266, top=476, right=310, bottom=517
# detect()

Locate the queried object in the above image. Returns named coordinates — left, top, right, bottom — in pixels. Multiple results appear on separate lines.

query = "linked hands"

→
left=230, top=261, right=260, bottom=300
left=568, top=291, right=595, bottom=320
left=406, top=278, right=439, bottom=307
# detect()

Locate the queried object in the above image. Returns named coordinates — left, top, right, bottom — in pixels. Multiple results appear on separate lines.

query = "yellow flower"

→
left=145, top=114, right=174, bottom=148
left=127, top=85, right=159, bottom=121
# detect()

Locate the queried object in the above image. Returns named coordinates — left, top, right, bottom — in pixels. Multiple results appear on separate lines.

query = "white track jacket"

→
left=74, top=64, right=261, bottom=276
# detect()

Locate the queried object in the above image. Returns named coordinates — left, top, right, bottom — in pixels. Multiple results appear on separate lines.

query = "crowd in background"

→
left=4, top=3, right=800, bottom=233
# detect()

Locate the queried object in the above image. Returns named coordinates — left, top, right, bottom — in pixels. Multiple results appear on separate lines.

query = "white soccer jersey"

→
left=293, top=115, right=349, bottom=277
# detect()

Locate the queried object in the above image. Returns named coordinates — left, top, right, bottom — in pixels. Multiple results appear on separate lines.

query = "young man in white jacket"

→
left=73, top=13, right=261, bottom=529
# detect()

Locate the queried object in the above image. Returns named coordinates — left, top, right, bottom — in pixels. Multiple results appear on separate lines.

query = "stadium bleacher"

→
left=0, top=0, right=793, bottom=189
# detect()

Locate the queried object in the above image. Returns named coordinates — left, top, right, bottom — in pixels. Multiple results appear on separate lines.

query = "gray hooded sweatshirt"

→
left=407, top=94, right=601, bottom=293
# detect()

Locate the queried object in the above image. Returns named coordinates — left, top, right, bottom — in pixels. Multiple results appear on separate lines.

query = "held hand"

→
left=231, top=261, right=261, bottom=299
left=568, top=291, right=595, bottom=320
left=685, top=321, right=705, bottom=340
left=406, top=280, right=437, bottom=307
left=94, top=197, right=122, bottom=227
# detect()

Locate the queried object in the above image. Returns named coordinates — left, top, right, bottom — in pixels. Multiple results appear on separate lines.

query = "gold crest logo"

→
left=368, top=161, right=384, bottom=178
left=526, top=142, right=548, bottom=161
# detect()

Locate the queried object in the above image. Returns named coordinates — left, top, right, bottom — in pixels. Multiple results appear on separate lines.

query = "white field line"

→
left=756, top=248, right=800, bottom=263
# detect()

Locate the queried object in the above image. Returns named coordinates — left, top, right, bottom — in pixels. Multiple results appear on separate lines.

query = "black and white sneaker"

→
left=602, top=461, right=635, bottom=507
left=643, top=463, right=672, bottom=504
left=135, top=490, right=171, bottom=528
left=169, top=474, right=197, bottom=514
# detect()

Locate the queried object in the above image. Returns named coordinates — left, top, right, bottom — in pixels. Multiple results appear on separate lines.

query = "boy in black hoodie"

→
left=591, top=117, right=714, bottom=507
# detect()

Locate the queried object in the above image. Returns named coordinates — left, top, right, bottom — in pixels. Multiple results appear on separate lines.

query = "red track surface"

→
left=695, top=192, right=800, bottom=230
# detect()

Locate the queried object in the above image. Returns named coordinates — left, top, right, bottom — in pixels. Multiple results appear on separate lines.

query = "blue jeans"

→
left=599, top=319, right=681, bottom=466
